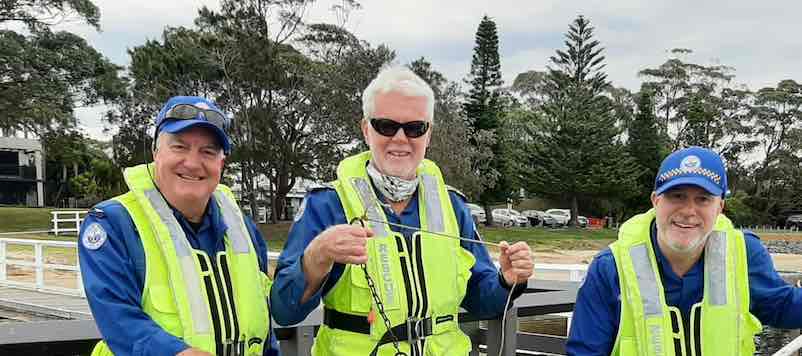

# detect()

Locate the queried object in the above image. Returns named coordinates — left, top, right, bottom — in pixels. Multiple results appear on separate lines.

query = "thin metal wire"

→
left=358, top=216, right=503, bottom=248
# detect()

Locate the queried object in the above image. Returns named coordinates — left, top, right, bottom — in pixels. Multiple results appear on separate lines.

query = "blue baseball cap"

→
left=654, top=146, right=728, bottom=197
left=154, top=96, right=232, bottom=154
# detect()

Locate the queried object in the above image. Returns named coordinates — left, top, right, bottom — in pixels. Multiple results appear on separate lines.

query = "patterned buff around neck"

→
left=366, top=161, right=419, bottom=203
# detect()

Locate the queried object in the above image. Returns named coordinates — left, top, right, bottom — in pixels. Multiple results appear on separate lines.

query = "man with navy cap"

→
left=567, top=146, right=802, bottom=356
left=79, top=96, right=279, bottom=356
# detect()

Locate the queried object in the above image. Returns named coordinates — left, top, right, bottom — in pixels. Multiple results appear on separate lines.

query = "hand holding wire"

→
left=499, top=241, right=534, bottom=286
left=307, top=223, right=374, bottom=267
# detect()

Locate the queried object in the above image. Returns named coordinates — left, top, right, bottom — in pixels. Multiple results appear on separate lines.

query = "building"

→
left=0, top=128, right=44, bottom=207
left=231, top=175, right=316, bottom=223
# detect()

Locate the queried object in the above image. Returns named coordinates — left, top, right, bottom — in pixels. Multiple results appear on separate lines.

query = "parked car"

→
left=491, top=208, right=527, bottom=227
left=786, top=214, right=802, bottom=229
left=507, top=209, right=529, bottom=227
left=577, top=216, right=589, bottom=228
left=545, top=208, right=571, bottom=226
left=522, top=210, right=560, bottom=227
left=466, top=203, right=486, bottom=225
left=491, top=208, right=515, bottom=227
left=521, top=210, right=542, bottom=226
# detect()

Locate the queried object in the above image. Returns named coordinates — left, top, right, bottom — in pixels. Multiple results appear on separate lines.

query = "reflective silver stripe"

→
left=213, top=191, right=250, bottom=254
left=144, top=189, right=211, bottom=334
left=421, top=174, right=444, bottom=233
left=629, top=244, right=663, bottom=317
left=705, top=231, right=728, bottom=306
left=352, top=177, right=388, bottom=237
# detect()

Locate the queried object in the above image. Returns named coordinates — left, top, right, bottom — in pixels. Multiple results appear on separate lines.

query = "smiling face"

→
left=153, top=127, right=224, bottom=212
left=361, top=90, right=432, bottom=179
left=651, top=185, right=724, bottom=254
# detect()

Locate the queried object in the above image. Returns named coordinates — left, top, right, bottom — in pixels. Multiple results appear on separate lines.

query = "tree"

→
left=463, top=15, right=510, bottom=225
left=0, top=0, right=100, bottom=31
left=0, top=29, right=123, bottom=137
left=747, top=80, right=802, bottom=218
left=524, top=15, right=641, bottom=225
left=625, top=88, right=666, bottom=213
left=409, top=57, right=495, bottom=200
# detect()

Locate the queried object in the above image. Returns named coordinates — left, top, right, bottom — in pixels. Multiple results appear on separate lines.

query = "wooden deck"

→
left=0, top=286, right=91, bottom=321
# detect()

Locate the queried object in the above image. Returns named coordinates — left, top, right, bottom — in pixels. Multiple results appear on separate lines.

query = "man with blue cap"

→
left=567, top=146, right=802, bottom=355
left=79, top=96, right=279, bottom=356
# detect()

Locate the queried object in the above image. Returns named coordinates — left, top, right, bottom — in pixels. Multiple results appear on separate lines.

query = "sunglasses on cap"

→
left=369, top=118, right=430, bottom=138
left=163, top=104, right=229, bottom=131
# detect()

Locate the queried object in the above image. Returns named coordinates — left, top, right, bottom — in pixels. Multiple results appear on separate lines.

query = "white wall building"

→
left=0, top=128, right=44, bottom=207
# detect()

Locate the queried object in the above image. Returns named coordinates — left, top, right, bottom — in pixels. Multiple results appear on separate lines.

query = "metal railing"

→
left=274, top=279, right=580, bottom=356
left=774, top=334, right=802, bottom=356
left=51, top=211, right=86, bottom=235
left=0, top=238, right=83, bottom=296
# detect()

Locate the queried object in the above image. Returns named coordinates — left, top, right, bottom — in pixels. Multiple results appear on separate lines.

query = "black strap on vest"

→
left=323, top=308, right=447, bottom=355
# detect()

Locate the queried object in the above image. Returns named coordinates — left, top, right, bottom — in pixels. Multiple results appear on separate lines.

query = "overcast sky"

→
left=55, top=0, right=802, bottom=140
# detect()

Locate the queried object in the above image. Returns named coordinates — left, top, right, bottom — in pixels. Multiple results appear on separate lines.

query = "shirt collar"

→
left=171, top=198, right=228, bottom=236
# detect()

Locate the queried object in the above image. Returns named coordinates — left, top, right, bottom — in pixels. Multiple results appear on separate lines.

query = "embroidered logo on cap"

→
left=680, top=155, right=701, bottom=170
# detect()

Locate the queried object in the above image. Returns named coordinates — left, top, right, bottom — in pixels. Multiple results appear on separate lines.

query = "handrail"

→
left=51, top=211, right=86, bottom=235
left=773, top=334, right=802, bottom=356
left=0, top=238, right=83, bottom=296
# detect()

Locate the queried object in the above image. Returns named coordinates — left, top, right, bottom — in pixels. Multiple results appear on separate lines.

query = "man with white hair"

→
left=79, top=96, right=279, bottom=356
left=271, top=66, right=535, bottom=355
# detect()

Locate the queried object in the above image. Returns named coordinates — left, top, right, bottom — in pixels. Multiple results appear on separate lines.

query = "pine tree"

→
left=463, top=15, right=510, bottom=226
left=464, top=15, right=503, bottom=133
left=626, top=88, right=666, bottom=212
left=525, top=15, right=641, bottom=225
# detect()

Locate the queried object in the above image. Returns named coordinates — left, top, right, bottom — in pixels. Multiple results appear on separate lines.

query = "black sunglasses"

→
left=164, top=104, right=229, bottom=131
left=369, top=118, right=430, bottom=138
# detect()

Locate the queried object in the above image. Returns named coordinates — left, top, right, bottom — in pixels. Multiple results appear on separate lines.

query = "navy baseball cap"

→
left=154, top=96, right=231, bottom=154
left=654, top=146, right=728, bottom=197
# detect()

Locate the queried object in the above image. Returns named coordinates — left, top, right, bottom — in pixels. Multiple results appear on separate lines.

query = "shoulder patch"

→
left=82, top=223, right=107, bottom=250
left=445, top=185, right=467, bottom=200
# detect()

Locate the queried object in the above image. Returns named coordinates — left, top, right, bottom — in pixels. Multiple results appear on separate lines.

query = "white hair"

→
left=361, top=66, right=435, bottom=122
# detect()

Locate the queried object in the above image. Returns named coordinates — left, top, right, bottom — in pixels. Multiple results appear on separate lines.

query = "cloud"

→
left=43, top=0, right=802, bottom=139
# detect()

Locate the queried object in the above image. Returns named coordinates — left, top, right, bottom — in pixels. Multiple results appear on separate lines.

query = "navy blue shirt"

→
left=271, top=186, right=517, bottom=326
left=567, top=222, right=802, bottom=355
left=78, top=197, right=279, bottom=356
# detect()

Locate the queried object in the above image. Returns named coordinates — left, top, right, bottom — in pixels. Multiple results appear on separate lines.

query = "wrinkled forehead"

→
left=167, top=127, right=223, bottom=149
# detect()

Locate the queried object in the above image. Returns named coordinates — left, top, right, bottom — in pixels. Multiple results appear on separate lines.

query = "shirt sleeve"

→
left=566, top=249, right=621, bottom=356
left=452, top=194, right=525, bottom=319
left=270, top=190, right=347, bottom=326
left=78, top=202, right=188, bottom=356
left=744, top=231, right=802, bottom=328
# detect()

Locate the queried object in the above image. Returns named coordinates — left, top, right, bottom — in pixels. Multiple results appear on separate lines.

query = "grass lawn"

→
left=257, top=222, right=617, bottom=253
left=0, top=206, right=64, bottom=232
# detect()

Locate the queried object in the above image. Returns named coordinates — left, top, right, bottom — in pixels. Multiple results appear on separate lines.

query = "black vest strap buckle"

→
left=404, top=317, right=432, bottom=344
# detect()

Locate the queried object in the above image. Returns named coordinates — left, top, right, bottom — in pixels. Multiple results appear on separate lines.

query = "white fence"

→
left=51, top=211, right=87, bottom=235
left=0, top=238, right=83, bottom=296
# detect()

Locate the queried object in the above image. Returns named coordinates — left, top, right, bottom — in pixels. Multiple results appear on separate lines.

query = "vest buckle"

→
left=405, top=317, right=432, bottom=343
